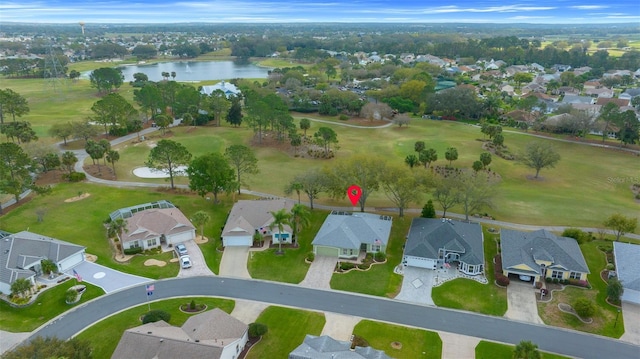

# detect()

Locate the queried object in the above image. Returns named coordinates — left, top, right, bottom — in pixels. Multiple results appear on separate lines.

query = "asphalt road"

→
left=28, top=277, right=640, bottom=359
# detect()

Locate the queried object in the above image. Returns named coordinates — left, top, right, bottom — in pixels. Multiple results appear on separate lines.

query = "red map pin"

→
left=347, top=185, right=362, bottom=206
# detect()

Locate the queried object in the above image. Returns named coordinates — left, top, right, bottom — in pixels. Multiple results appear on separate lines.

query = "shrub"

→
left=545, top=277, right=552, bottom=283
left=568, top=279, right=589, bottom=288
left=338, top=114, right=349, bottom=121
left=340, top=262, right=356, bottom=271
left=189, top=299, right=196, bottom=310
left=63, top=171, right=86, bottom=182
left=606, top=263, right=615, bottom=270
left=65, top=288, right=78, bottom=303
left=496, top=274, right=510, bottom=286
left=351, top=335, right=369, bottom=349
left=562, top=228, right=590, bottom=244
left=573, top=298, right=595, bottom=318
left=358, top=263, right=371, bottom=270
left=142, top=310, right=171, bottom=324
left=306, top=252, right=315, bottom=262
left=248, top=322, right=268, bottom=338
left=553, top=278, right=559, bottom=284
left=123, top=247, right=143, bottom=255
left=374, top=252, right=386, bottom=262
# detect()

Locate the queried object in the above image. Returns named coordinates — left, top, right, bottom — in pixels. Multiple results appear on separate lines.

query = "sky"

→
left=0, top=0, right=639, bottom=24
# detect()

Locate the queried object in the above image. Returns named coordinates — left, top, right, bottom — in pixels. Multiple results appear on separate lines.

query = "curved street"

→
left=27, top=277, right=640, bottom=359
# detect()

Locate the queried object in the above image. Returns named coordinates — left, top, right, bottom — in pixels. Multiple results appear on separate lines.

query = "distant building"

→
left=200, top=81, right=241, bottom=98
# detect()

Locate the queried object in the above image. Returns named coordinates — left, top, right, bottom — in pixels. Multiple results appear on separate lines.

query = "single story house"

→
left=403, top=218, right=485, bottom=275
left=613, top=242, right=640, bottom=305
left=500, top=229, right=589, bottom=284
left=112, top=308, right=248, bottom=359
left=0, top=231, right=85, bottom=294
left=311, top=211, right=392, bottom=259
left=120, top=207, right=195, bottom=251
left=221, top=199, right=293, bottom=247
left=289, top=335, right=391, bottom=359
left=200, top=81, right=241, bottom=98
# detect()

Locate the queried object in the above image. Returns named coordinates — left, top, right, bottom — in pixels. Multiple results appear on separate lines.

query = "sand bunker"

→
left=64, top=193, right=91, bottom=203
left=144, top=259, right=167, bottom=267
left=133, top=166, right=188, bottom=179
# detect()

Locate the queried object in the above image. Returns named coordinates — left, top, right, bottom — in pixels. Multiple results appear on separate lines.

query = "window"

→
left=147, top=238, right=157, bottom=247
left=569, top=272, right=581, bottom=279
left=551, top=270, right=563, bottom=279
left=371, top=244, right=381, bottom=252
left=131, top=241, right=140, bottom=248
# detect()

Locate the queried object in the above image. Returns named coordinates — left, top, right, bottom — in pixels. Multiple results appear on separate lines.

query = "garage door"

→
left=223, top=235, right=252, bottom=247
left=405, top=256, right=437, bottom=269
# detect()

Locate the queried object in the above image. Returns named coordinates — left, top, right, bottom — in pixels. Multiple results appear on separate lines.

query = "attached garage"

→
left=57, top=251, right=86, bottom=272
left=223, top=235, right=253, bottom=247
left=404, top=255, right=437, bottom=269
left=314, top=246, right=340, bottom=257
left=166, top=230, right=196, bottom=245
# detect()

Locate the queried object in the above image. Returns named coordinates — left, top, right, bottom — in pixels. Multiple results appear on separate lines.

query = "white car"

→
left=180, top=255, right=192, bottom=269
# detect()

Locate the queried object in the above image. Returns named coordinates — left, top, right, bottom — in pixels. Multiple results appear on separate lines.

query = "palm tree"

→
left=269, top=209, right=291, bottom=255
left=290, top=204, right=311, bottom=246
left=191, top=211, right=210, bottom=240
left=513, top=340, right=541, bottom=359
left=40, top=259, right=57, bottom=276
left=107, top=218, right=128, bottom=257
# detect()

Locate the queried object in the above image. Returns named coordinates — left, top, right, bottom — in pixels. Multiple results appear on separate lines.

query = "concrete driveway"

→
left=219, top=246, right=251, bottom=279
left=299, top=255, right=337, bottom=289
left=69, top=262, right=151, bottom=293
left=504, top=281, right=543, bottom=324
left=177, top=240, right=215, bottom=277
left=620, top=302, right=640, bottom=345
left=395, top=266, right=435, bottom=305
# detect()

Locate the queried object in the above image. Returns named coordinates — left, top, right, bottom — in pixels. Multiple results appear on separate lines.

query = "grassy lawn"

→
left=75, top=297, right=234, bottom=359
left=0, top=183, right=227, bottom=277
left=353, top=320, right=442, bottom=359
left=248, top=209, right=328, bottom=283
left=246, top=306, right=325, bottom=359
left=537, top=239, right=625, bottom=338
left=432, top=226, right=508, bottom=316
left=329, top=213, right=408, bottom=297
left=476, top=340, right=572, bottom=359
left=0, top=281, right=105, bottom=332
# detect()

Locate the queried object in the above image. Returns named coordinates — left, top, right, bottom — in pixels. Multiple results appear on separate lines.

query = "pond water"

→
left=86, top=60, right=271, bottom=82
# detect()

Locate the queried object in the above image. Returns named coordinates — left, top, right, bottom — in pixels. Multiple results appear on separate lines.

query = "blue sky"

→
left=1, top=1, right=639, bottom=24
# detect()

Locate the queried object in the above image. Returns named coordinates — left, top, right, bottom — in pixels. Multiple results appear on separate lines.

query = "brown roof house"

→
left=222, top=199, right=293, bottom=247
left=112, top=308, right=248, bottom=359
left=118, top=206, right=195, bottom=251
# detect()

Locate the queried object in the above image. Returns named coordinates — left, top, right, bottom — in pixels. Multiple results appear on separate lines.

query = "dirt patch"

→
left=144, top=259, right=167, bottom=267
left=64, top=192, right=91, bottom=203
left=390, top=341, right=403, bottom=349
left=83, top=164, right=117, bottom=181
left=35, top=169, right=66, bottom=186
left=85, top=253, right=98, bottom=262
left=195, top=235, right=209, bottom=244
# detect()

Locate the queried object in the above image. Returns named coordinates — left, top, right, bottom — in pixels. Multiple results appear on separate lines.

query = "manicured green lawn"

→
left=476, top=340, right=572, bottom=359
left=75, top=297, right=234, bottom=359
left=246, top=306, right=325, bottom=359
left=537, top=239, right=625, bottom=338
left=0, top=281, right=105, bottom=332
left=248, top=209, right=328, bottom=283
left=0, top=183, right=226, bottom=277
left=431, top=226, right=507, bottom=316
left=330, top=214, right=408, bottom=297
left=353, top=320, right=442, bottom=359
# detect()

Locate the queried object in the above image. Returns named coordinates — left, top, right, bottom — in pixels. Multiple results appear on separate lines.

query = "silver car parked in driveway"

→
left=180, top=255, right=192, bottom=269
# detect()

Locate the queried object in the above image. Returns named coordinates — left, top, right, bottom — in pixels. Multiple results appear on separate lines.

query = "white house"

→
left=120, top=208, right=195, bottom=251
left=0, top=231, right=85, bottom=294
left=200, top=81, right=241, bottom=98
left=613, top=242, right=640, bottom=305
left=221, top=199, right=293, bottom=247
left=112, top=308, right=248, bottom=359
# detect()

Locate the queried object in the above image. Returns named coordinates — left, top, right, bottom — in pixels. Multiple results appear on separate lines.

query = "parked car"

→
left=175, top=243, right=188, bottom=256
left=180, top=255, right=192, bottom=269
left=519, top=275, right=532, bottom=282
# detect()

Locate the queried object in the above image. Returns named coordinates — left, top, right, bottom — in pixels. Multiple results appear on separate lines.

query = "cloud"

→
left=570, top=5, right=608, bottom=10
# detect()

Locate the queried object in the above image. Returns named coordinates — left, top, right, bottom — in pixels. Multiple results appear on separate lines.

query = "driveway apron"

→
left=68, top=262, right=151, bottom=293
left=219, top=246, right=251, bottom=279
left=504, top=281, right=543, bottom=324
left=299, top=255, right=337, bottom=289
left=395, top=266, right=435, bottom=306
left=620, top=302, right=640, bottom=345
left=177, top=240, right=215, bottom=277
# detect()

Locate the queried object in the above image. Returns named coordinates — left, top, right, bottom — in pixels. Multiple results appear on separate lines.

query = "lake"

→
left=86, top=60, right=271, bottom=82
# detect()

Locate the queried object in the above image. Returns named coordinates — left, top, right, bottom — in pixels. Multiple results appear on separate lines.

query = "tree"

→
left=480, top=152, right=492, bottom=169
left=380, top=165, right=422, bottom=217
left=107, top=217, right=128, bottom=246
left=89, top=67, right=124, bottom=94
left=285, top=181, right=304, bottom=204
left=224, top=144, right=259, bottom=194
left=1, top=121, right=38, bottom=144
left=404, top=154, right=419, bottom=168
left=607, top=277, right=624, bottom=303
left=85, top=139, right=105, bottom=173
left=90, top=93, right=138, bottom=135
left=520, top=141, right=561, bottom=179
left=513, top=72, right=533, bottom=89
left=444, top=147, right=458, bottom=167
left=134, top=83, right=163, bottom=121
left=573, top=298, right=595, bottom=318
left=598, top=102, right=620, bottom=143
left=360, top=102, right=393, bottom=121
left=288, top=169, right=327, bottom=209
left=394, top=113, right=411, bottom=127
left=3, top=336, right=92, bottom=359
left=226, top=97, right=243, bottom=127
left=0, top=142, right=34, bottom=203
left=290, top=133, right=302, bottom=156
left=313, top=127, right=338, bottom=156
left=433, top=177, right=460, bottom=218
left=106, top=149, right=120, bottom=176
left=10, top=277, right=32, bottom=297
left=325, top=155, right=384, bottom=212
left=40, top=259, right=57, bottom=275
left=191, top=210, right=211, bottom=240
left=414, top=141, right=425, bottom=153
left=419, top=148, right=438, bottom=168
left=603, top=213, right=638, bottom=241
left=154, top=114, right=172, bottom=135
left=290, top=203, right=311, bottom=243
left=187, top=152, right=236, bottom=203
left=71, top=120, right=99, bottom=142
left=513, top=340, right=541, bottom=359
left=270, top=208, right=291, bottom=254
left=421, top=200, right=436, bottom=218
left=49, top=122, right=74, bottom=145
left=299, top=118, right=311, bottom=136
left=0, top=88, right=30, bottom=123
left=206, top=90, right=231, bottom=126
left=455, top=172, right=497, bottom=221
left=147, top=139, right=192, bottom=189
left=61, top=151, right=78, bottom=175
left=472, top=161, right=483, bottom=172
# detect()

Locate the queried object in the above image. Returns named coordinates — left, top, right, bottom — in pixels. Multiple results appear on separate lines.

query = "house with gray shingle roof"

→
left=403, top=218, right=484, bottom=275
left=112, top=308, right=248, bottom=359
left=289, top=335, right=392, bottom=359
left=500, top=229, right=589, bottom=284
left=120, top=207, right=195, bottom=251
left=312, top=211, right=392, bottom=259
left=613, top=242, right=640, bottom=305
left=222, top=199, right=293, bottom=247
left=0, top=231, right=85, bottom=294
